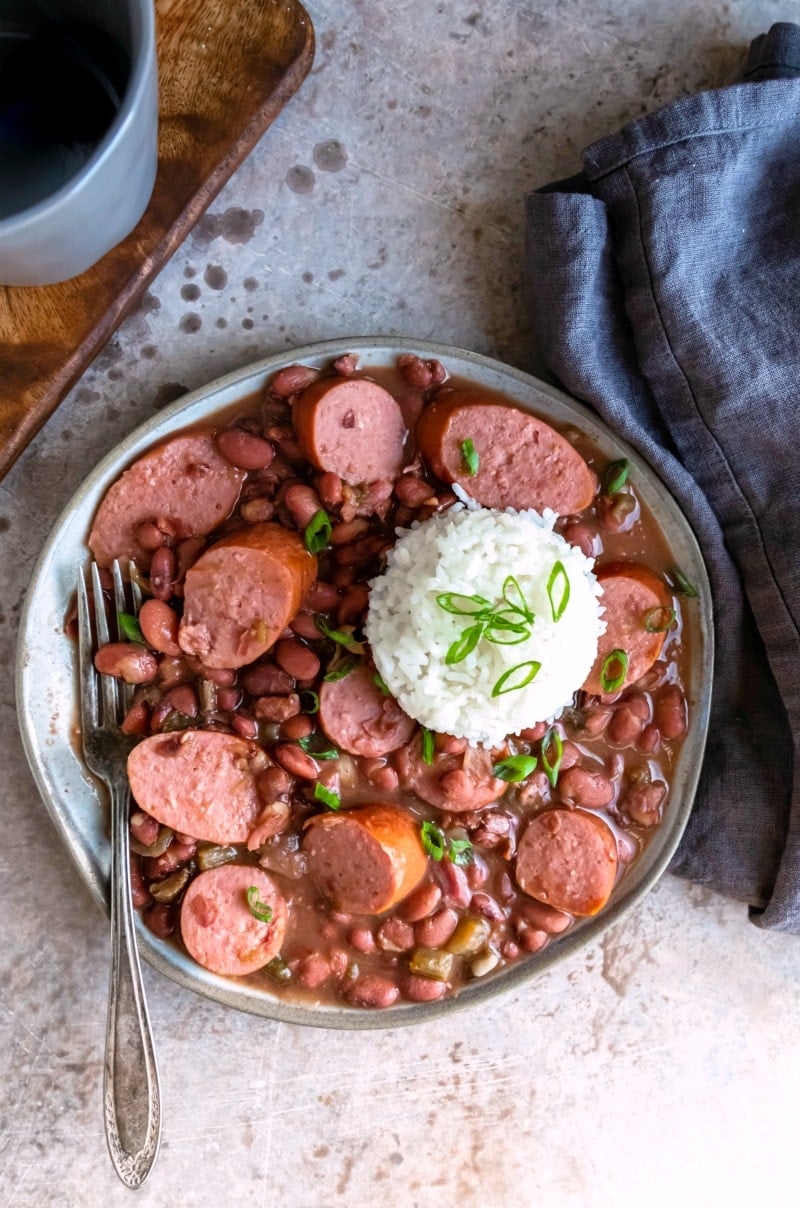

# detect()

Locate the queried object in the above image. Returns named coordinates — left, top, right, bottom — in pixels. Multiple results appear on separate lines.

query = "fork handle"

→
left=103, top=782, right=161, bottom=1188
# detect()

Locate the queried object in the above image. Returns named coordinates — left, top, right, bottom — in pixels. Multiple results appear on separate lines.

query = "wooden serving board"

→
left=0, top=0, right=314, bottom=480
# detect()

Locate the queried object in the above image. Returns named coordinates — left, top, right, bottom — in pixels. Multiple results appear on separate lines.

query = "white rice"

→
left=365, top=505, right=605, bottom=745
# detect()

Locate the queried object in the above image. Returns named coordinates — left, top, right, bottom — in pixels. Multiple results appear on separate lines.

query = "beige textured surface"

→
left=2, top=1, right=800, bottom=1204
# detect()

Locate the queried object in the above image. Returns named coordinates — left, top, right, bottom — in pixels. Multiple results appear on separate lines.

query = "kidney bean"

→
left=274, top=743, right=319, bottom=780
left=563, top=520, right=598, bottom=558
left=346, top=974, right=399, bottom=1009
left=290, top=611, right=322, bottom=641
left=136, top=520, right=174, bottom=551
left=149, top=546, right=177, bottom=601
left=336, top=586, right=370, bottom=627
left=597, top=491, right=638, bottom=533
left=517, top=899, right=572, bottom=934
left=232, top=712, right=258, bottom=740
left=495, top=870, right=515, bottom=903
left=636, top=660, right=669, bottom=691
left=240, top=497, right=275, bottom=524
left=332, top=353, right=358, bottom=377
left=559, top=741, right=581, bottom=771
left=333, top=535, right=387, bottom=567
left=580, top=706, right=614, bottom=737
left=395, top=506, right=414, bottom=527
left=242, top=663, right=294, bottom=696
left=162, top=683, right=197, bottom=718
left=502, top=940, right=520, bottom=960
left=155, top=656, right=183, bottom=690
left=429, top=360, right=447, bottom=385
left=291, top=952, right=329, bottom=990
left=394, top=476, right=436, bottom=507
left=275, top=639, right=320, bottom=681
left=303, top=580, right=339, bottom=612
left=400, top=972, right=449, bottom=1002
left=256, top=766, right=292, bottom=803
left=399, top=883, right=442, bottom=923
left=284, top=484, right=324, bottom=531
left=654, top=684, right=688, bottom=741
left=416, top=907, right=458, bottom=948
left=270, top=363, right=321, bottom=397
left=637, top=723, right=661, bottom=755
left=130, top=811, right=159, bottom=848
left=624, top=780, right=667, bottom=827
left=317, top=471, right=343, bottom=508
left=121, top=700, right=150, bottom=735
left=558, top=766, right=615, bottom=808
left=253, top=693, right=301, bottom=723
left=369, top=766, right=400, bottom=793
left=280, top=713, right=313, bottom=741
left=377, top=918, right=415, bottom=952
left=212, top=687, right=240, bottom=712
left=202, top=665, right=238, bottom=688
left=144, top=901, right=175, bottom=939
left=138, top=599, right=181, bottom=656
left=434, top=733, right=468, bottom=756
left=279, top=438, right=305, bottom=466
left=331, top=566, right=356, bottom=588
left=149, top=700, right=174, bottom=731
left=465, top=860, right=489, bottom=889
left=519, top=722, right=547, bottom=743
left=330, top=518, right=370, bottom=546
left=216, top=428, right=275, bottom=471
left=347, top=926, right=376, bottom=954
left=608, top=693, right=650, bottom=747
left=436, top=859, right=472, bottom=907
left=518, top=926, right=549, bottom=954
left=470, top=892, right=505, bottom=922
left=246, top=800, right=291, bottom=850
left=94, top=642, right=158, bottom=684
left=617, top=831, right=639, bottom=863
left=143, top=840, right=196, bottom=880
left=129, top=854, right=150, bottom=908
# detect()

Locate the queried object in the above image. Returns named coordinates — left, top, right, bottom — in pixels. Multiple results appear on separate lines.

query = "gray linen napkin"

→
left=526, top=23, right=800, bottom=931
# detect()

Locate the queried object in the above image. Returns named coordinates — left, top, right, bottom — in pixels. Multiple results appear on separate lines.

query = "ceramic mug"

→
left=0, top=0, right=158, bottom=286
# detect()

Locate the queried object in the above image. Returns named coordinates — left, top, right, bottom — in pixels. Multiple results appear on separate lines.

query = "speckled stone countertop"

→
left=2, top=2, right=799, bottom=1205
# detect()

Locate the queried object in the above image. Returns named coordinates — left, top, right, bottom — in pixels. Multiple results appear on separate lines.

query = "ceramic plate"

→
left=16, top=338, right=714, bottom=1029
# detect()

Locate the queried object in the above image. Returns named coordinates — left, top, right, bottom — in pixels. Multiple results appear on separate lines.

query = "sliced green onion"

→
left=315, top=616, right=358, bottom=646
left=118, top=611, right=144, bottom=643
left=263, top=955, right=292, bottom=983
left=447, top=837, right=474, bottom=866
left=600, top=648, right=629, bottom=694
left=492, top=754, right=538, bottom=782
left=502, top=575, right=533, bottom=622
left=541, top=726, right=563, bottom=788
left=492, top=660, right=541, bottom=697
left=461, top=437, right=479, bottom=476
left=420, top=820, right=445, bottom=860
left=421, top=727, right=435, bottom=765
left=546, top=561, right=570, bottom=622
left=323, top=654, right=359, bottom=682
left=298, top=735, right=339, bottom=760
left=299, top=689, right=320, bottom=714
left=304, top=508, right=332, bottom=554
left=436, top=591, right=491, bottom=616
left=601, top=457, right=630, bottom=494
left=484, top=612, right=530, bottom=646
left=313, top=783, right=341, bottom=810
left=644, top=605, right=677, bottom=634
left=246, top=886, right=274, bottom=924
left=668, top=567, right=698, bottom=598
left=373, top=672, right=390, bottom=696
left=445, top=621, right=484, bottom=665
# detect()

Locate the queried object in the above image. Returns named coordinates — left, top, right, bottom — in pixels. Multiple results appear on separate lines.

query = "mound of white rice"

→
left=366, top=505, right=605, bottom=745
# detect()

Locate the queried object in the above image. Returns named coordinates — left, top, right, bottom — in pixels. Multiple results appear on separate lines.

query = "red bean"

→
left=94, top=642, right=158, bottom=684
left=562, top=521, right=598, bottom=558
left=624, top=780, right=667, bottom=826
left=434, top=733, right=468, bottom=755
left=502, top=940, right=520, bottom=960
left=466, top=859, right=489, bottom=889
left=275, top=639, right=320, bottom=681
left=439, top=769, right=477, bottom=811
left=174, top=536, right=205, bottom=584
left=274, top=743, right=319, bottom=780
left=597, top=491, right=637, bottom=533
left=429, top=360, right=447, bottom=385
left=333, top=535, right=386, bottom=567
left=232, top=712, right=258, bottom=740
left=270, top=363, right=321, bottom=398
left=654, top=685, right=688, bottom=741
left=348, top=926, right=376, bottom=954
left=215, top=687, right=242, bottom=711
left=253, top=694, right=301, bottom=723
left=581, top=706, right=613, bottom=737
left=518, top=927, right=549, bottom=954
left=330, top=518, right=369, bottom=546
left=138, top=599, right=181, bottom=656
left=377, top=918, right=415, bottom=952
left=144, top=902, right=175, bottom=939
left=149, top=700, right=174, bottom=731
left=291, top=611, right=323, bottom=641
left=395, top=476, right=436, bottom=507
left=559, top=741, right=581, bottom=770
left=346, top=974, right=399, bottom=1009
left=280, top=713, right=313, bottom=741
left=333, top=353, right=359, bottom=377
left=149, top=546, right=177, bottom=601
left=130, top=811, right=159, bottom=848
left=256, top=766, right=292, bottom=804
left=143, top=840, right=196, bottom=880
left=242, top=663, right=294, bottom=696
left=637, top=723, right=661, bottom=755
left=416, top=907, right=458, bottom=948
left=164, top=683, right=198, bottom=717
left=608, top=694, right=650, bottom=747
left=516, top=899, right=572, bottom=934
left=470, top=893, right=505, bottom=922
left=558, top=766, right=615, bottom=808
left=397, top=353, right=433, bottom=389
left=317, top=471, right=343, bottom=508
left=495, top=871, right=515, bottom=902
left=331, top=566, right=356, bottom=588
left=519, top=723, right=547, bottom=743
left=284, top=484, right=324, bottom=530
left=129, top=854, right=150, bottom=908
left=399, top=883, right=442, bottom=923
left=399, top=972, right=448, bottom=1002
left=297, top=952, right=332, bottom=989
left=217, top=428, right=275, bottom=470
left=240, top=497, right=275, bottom=524
left=121, top=700, right=150, bottom=735
left=303, top=580, right=339, bottom=611
left=136, top=521, right=173, bottom=551
left=371, top=767, right=400, bottom=793
left=197, top=665, right=236, bottom=687
left=437, top=859, right=472, bottom=907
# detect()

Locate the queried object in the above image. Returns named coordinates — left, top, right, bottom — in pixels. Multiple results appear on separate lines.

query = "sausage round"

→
left=127, top=730, right=264, bottom=844
left=292, top=376, right=407, bottom=484
left=88, top=433, right=245, bottom=567
left=515, top=808, right=618, bottom=916
left=318, top=662, right=415, bottom=757
left=303, top=804, right=428, bottom=914
left=395, top=733, right=505, bottom=812
left=416, top=391, right=597, bottom=514
left=583, top=563, right=670, bottom=695
left=180, top=865, right=288, bottom=976
left=178, top=523, right=317, bottom=669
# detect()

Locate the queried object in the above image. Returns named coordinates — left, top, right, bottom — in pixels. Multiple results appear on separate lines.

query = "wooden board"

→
left=0, top=0, right=314, bottom=480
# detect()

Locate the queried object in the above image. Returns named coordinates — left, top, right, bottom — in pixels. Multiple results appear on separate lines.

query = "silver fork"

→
left=77, top=560, right=161, bottom=1188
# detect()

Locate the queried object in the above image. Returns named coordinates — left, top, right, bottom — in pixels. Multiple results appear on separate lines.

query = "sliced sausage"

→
left=303, top=804, right=428, bottom=914
left=416, top=391, right=597, bottom=514
left=88, top=432, right=245, bottom=567
left=292, top=376, right=407, bottom=484
left=583, top=563, right=670, bottom=695
left=515, top=808, right=618, bottom=916
left=178, top=523, right=317, bottom=669
left=395, top=732, right=506, bottom=812
left=180, top=865, right=288, bottom=976
left=318, top=662, right=415, bottom=757
left=127, top=730, right=264, bottom=844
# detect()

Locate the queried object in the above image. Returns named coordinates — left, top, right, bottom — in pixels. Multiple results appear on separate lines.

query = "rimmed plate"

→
left=16, top=338, right=714, bottom=1029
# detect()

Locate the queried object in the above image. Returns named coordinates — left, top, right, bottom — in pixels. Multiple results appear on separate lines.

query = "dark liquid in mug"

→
left=0, top=21, right=129, bottom=220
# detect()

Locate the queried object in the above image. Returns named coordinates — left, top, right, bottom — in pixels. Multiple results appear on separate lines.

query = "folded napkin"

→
left=526, top=23, right=800, bottom=932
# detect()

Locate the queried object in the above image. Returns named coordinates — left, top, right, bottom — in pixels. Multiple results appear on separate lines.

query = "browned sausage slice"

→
left=515, top=808, right=618, bottom=916
left=180, top=865, right=288, bottom=976
left=178, top=523, right=317, bottom=669
left=303, top=804, right=428, bottom=914
left=89, top=432, right=245, bottom=567
left=292, top=376, right=407, bottom=484
left=127, top=730, right=263, bottom=844
left=583, top=563, right=670, bottom=695
left=318, top=662, right=415, bottom=757
left=394, top=733, right=506, bottom=812
left=416, top=391, right=597, bottom=514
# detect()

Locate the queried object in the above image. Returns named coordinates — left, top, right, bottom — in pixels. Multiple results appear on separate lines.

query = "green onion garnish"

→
left=420, top=820, right=445, bottom=860
left=299, top=689, right=320, bottom=714
left=313, top=783, right=341, bottom=810
left=445, top=621, right=484, bottom=665
left=298, top=735, right=339, bottom=760
left=373, top=672, right=390, bottom=696
left=601, top=458, right=630, bottom=494
left=668, top=567, right=698, bottom=598
left=461, top=438, right=479, bottom=476
left=304, top=508, right=332, bottom=554
left=492, top=754, right=538, bottom=782
left=540, top=726, right=563, bottom=788
left=436, top=591, right=491, bottom=616
left=246, top=886, right=274, bottom=924
left=315, top=616, right=358, bottom=646
left=323, top=654, right=359, bottom=682
left=118, top=612, right=143, bottom=643
left=546, top=561, right=570, bottom=622
left=421, top=727, right=435, bottom=765
left=600, top=649, right=629, bottom=694
left=447, top=837, right=474, bottom=866
left=492, top=660, right=541, bottom=697
left=644, top=606, right=677, bottom=634
left=502, top=575, right=534, bottom=622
